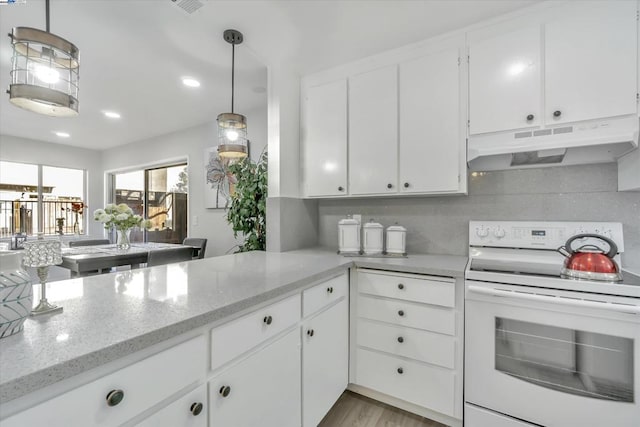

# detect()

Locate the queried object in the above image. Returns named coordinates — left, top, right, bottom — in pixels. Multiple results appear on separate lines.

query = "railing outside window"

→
left=0, top=200, right=84, bottom=237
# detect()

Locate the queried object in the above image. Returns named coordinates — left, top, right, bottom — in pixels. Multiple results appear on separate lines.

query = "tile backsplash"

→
left=317, top=163, right=640, bottom=268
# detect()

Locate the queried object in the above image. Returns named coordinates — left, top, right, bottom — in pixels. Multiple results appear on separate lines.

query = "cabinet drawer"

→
left=303, top=273, right=348, bottom=317
left=357, top=294, right=455, bottom=335
left=358, top=270, right=454, bottom=307
left=211, top=294, right=301, bottom=370
left=357, top=319, right=455, bottom=369
left=355, top=348, right=455, bottom=417
left=3, top=335, right=206, bottom=427
left=135, top=384, right=207, bottom=427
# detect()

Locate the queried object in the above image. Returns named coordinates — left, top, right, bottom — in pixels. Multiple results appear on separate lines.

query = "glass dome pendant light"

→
left=217, top=29, right=248, bottom=160
left=7, top=0, right=80, bottom=117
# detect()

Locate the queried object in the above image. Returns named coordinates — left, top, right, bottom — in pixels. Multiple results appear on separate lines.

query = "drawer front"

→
left=135, top=384, right=207, bottom=427
left=357, top=319, right=455, bottom=369
left=3, top=335, right=206, bottom=427
left=357, top=294, right=455, bottom=335
left=356, top=348, right=455, bottom=417
left=211, top=294, right=301, bottom=370
left=358, top=270, right=454, bottom=307
left=303, top=273, right=348, bottom=317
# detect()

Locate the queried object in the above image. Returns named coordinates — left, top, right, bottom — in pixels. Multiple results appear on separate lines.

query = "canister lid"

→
left=339, top=218, right=360, bottom=225
left=363, top=220, right=383, bottom=229
left=386, top=225, right=406, bottom=232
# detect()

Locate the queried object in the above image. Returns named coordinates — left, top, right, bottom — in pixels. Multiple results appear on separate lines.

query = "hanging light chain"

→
left=231, top=41, right=235, bottom=113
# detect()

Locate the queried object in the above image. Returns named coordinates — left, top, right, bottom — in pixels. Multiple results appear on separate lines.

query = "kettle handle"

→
left=563, top=234, right=618, bottom=258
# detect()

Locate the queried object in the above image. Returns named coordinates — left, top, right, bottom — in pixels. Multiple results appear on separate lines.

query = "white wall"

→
left=0, top=134, right=104, bottom=237
left=101, top=106, right=267, bottom=257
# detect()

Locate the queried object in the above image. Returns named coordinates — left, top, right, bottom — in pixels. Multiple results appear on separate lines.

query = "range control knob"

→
left=493, top=228, right=506, bottom=239
left=476, top=227, right=489, bottom=238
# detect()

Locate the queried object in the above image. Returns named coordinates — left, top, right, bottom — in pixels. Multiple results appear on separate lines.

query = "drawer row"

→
left=212, top=272, right=347, bottom=370
left=3, top=273, right=348, bottom=427
left=354, top=269, right=459, bottom=419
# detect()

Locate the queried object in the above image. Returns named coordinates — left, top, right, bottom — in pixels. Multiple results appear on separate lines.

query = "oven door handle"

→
left=467, top=285, right=640, bottom=315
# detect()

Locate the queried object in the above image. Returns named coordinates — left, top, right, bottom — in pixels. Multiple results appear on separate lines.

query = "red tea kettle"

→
left=557, top=234, right=622, bottom=283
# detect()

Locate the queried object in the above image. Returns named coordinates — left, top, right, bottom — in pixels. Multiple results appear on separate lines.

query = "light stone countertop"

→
left=0, top=249, right=467, bottom=403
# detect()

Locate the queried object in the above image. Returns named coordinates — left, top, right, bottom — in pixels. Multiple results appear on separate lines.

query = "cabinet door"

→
left=399, top=48, right=461, bottom=193
left=303, top=79, right=348, bottom=197
left=302, top=298, right=349, bottom=427
left=135, top=384, right=207, bottom=427
left=469, top=26, right=541, bottom=134
left=209, top=329, right=301, bottom=427
left=349, top=66, right=398, bottom=195
left=544, top=2, right=637, bottom=125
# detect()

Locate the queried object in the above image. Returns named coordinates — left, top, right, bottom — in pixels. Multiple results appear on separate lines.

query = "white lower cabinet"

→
left=208, top=328, right=301, bottom=427
left=357, top=319, right=454, bottom=369
left=1, top=335, right=206, bottom=427
left=352, top=268, right=463, bottom=424
left=356, top=348, right=455, bottom=417
left=135, top=384, right=207, bottom=427
left=302, top=298, right=349, bottom=427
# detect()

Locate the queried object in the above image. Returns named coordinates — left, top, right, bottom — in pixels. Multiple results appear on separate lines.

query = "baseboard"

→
left=347, top=383, right=463, bottom=427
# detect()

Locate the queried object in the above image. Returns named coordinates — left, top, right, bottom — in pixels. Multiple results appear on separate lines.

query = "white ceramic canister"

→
left=338, top=217, right=361, bottom=254
left=386, top=225, right=407, bottom=255
left=0, top=251, right=33, bottom=338
left=363, top=220, right=384, bottom=255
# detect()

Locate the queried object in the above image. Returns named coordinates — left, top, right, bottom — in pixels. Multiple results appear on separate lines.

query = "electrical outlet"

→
left=192, top=215, right=199, bottom=226
left=352, top=214, right=362, bottom=225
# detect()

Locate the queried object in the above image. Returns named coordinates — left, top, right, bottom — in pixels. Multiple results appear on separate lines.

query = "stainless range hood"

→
left=468, top=115, right=639, bottom=171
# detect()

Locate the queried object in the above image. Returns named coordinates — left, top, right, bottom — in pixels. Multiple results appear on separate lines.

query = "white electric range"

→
left=464, top=221, right=640, bottom=427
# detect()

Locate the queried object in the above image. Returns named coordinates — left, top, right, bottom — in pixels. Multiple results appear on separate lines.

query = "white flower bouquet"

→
left=93, top=203, right=152, bottom=232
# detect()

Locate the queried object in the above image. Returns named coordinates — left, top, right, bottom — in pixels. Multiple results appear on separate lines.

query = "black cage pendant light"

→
left=217, top=29, right=248, bottom=159
left=7, top=0, right=80, bottom=117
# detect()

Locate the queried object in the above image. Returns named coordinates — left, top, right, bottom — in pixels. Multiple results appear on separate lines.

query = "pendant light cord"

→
left=231, top=42, right=235, bottom=113
left=45, top=0, right=50, bottom=32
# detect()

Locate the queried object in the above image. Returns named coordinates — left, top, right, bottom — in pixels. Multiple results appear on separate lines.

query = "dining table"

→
left=60, top=242, right=197, bottom=277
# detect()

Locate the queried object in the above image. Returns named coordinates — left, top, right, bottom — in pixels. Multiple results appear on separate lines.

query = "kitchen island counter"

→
left=0, top=249, right=467, bottom=404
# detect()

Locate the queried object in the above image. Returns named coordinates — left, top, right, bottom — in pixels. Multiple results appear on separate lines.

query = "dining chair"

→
left=147, top=247, right=194, bottom=267
left=68, top=239, right=111, bottom=247
left=183, top=238, right=207, bottom=259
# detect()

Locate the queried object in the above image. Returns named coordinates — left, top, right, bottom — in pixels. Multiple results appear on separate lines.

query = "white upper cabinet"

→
left=544, top=2, right=638, bottom=125
left=348, top=66, right=398, bottom=195
left=469, top=1, right=638, bottom=136
left=302, top=79, right=348, bottom=197
left=469, top=26, right=542, bottom=135
left=399, top=47, right=462, bottom=193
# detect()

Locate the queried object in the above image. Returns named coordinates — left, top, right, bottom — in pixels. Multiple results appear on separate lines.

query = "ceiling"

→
left=0, top=0, right=537, bottom=150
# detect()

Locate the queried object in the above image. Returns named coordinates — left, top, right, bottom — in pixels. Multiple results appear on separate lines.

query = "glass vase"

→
left=116, top=228, right=131, bottom=250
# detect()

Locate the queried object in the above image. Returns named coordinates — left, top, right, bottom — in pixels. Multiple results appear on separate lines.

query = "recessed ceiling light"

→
left=182, top=77, right=201, bottom=88
left=103, top=111, right=121, bottom=119
left=54, top=131, right=70, bottom=138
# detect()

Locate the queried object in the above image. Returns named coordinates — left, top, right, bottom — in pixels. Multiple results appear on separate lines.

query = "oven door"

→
left=465, top=280, right=640, bottom=427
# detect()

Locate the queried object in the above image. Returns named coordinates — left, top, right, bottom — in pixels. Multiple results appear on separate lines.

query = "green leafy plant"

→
left=226, top=151, right=268, bottom=252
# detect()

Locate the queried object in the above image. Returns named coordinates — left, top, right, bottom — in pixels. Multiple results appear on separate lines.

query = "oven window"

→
left=495, top=318, right=634, bottom=402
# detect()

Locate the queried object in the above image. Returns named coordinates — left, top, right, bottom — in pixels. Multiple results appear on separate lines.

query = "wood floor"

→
left=318, top=391, right=447, bottom=427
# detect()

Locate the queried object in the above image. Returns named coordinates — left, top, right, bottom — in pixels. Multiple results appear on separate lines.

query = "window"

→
left=0, top=160, right=86, bottom=237
left=111, top=163, right=188, bottom=244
